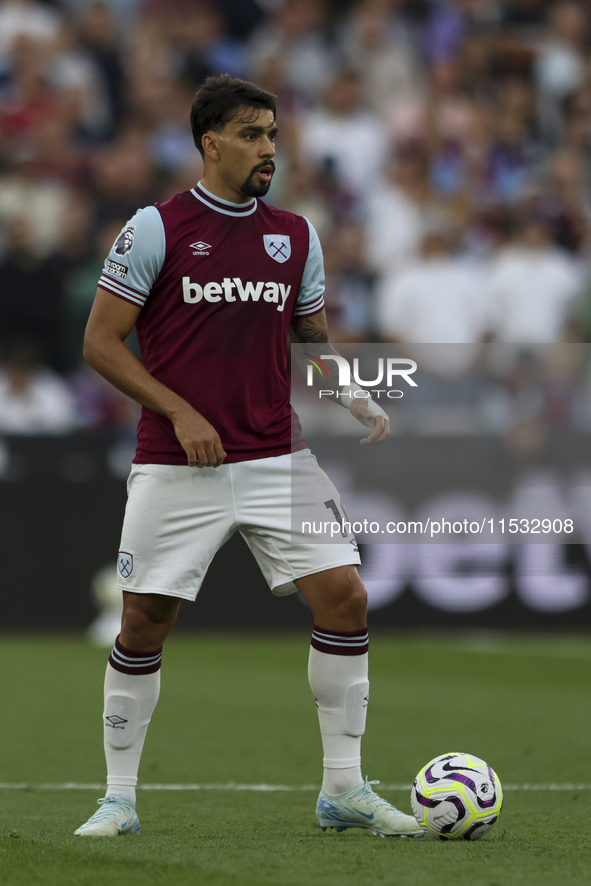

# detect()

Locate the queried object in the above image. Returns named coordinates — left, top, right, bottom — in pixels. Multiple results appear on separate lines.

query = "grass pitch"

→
left=1, top=632, right=590, bottom=886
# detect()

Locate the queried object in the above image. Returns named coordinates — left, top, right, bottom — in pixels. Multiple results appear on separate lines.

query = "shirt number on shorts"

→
left=324, top=498, right=350, bottom=538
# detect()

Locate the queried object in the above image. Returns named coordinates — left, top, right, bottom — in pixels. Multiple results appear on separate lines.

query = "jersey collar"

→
left=191, top=181, right=257, bottom=217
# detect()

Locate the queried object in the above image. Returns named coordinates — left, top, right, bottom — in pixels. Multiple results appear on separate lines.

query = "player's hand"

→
left=172, top=406, right=226, bottom=467
left=350, top=397, right=390, bottom=446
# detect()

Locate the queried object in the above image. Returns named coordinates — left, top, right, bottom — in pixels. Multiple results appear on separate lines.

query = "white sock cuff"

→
left=107, top=775, right=138, bottom=787
left=323, top=756, right=362, bottom=770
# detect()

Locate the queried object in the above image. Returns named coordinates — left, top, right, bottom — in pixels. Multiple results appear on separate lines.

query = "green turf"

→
left=1, top=633, right=590, bottom=886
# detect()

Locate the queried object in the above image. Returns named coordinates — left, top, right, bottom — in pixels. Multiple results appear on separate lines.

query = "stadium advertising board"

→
left=1, top=420, right=590, bottom=632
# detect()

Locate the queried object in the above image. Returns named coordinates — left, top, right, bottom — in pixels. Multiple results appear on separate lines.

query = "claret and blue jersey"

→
left=98, top=182, right=326, bottom=465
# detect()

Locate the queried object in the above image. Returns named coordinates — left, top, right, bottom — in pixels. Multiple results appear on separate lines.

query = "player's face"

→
left=214, top=107, right=278, bottom=200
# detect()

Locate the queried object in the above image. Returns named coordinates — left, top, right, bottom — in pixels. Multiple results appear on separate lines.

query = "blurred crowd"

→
left=1, top=0, right=591, bottom=440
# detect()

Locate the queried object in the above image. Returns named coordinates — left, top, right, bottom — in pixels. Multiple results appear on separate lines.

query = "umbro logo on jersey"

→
left=190, top=240, right=212, bottom=255
left=182, top=276, right=291, bottom=312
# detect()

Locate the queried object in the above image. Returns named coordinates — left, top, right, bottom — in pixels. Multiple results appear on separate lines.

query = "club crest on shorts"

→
left=118, top=551, right=133, bottom=578
left=264, top=234, right=291, bottom=263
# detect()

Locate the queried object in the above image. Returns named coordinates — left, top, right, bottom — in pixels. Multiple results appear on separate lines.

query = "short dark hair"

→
left=190, top=74, right=277, bottom=157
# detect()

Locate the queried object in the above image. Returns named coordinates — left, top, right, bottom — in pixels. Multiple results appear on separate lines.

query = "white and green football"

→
left=411, top=752, right=503, bottom=840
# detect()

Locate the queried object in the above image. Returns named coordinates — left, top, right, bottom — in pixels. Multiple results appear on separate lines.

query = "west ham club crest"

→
left=118, top=551, right=133, bottom=578
left=263, top=234, right=291, bottom=263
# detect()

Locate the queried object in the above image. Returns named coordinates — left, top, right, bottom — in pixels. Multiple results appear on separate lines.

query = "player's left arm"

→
left=290, top=309, right=389, bottom=446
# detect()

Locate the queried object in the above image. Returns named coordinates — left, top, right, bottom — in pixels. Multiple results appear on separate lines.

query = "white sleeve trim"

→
left=98, top=275, right=148, bottom=307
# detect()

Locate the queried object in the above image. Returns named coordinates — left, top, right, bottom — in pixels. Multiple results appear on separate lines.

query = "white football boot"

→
left=316, top=778, right=424, bottom=837
left=74, top=796, right=140, bottom=836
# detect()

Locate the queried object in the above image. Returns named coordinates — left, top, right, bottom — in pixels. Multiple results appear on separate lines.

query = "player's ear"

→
left=202, top=131, right=220, bottom=162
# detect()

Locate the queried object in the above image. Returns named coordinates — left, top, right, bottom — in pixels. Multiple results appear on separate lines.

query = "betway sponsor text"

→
left=182, top=276, right=291, bottom=311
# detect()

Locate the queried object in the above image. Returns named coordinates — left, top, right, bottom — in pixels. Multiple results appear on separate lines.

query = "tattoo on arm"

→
left=290, top=311, right=343, bottom=393
left=291, top=312, right=329, bottom=344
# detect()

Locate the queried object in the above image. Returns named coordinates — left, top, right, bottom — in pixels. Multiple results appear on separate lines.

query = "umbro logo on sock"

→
left=105, top=715, right=128, bottom=729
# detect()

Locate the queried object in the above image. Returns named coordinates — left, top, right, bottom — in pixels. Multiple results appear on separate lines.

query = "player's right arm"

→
left=83, top=288, right=226, bottom=467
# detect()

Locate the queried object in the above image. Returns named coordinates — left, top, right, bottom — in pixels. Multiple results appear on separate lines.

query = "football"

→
left=410, top=752, right=503, bottom=840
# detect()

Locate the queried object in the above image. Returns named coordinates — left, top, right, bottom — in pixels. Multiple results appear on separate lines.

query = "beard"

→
left=239, top=163, right=274, bottom=198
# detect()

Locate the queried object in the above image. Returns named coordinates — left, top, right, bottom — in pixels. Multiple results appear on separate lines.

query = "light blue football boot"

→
left=74, top=795, right=140, bottom=836
left=316, top=778, right=423, bottom=837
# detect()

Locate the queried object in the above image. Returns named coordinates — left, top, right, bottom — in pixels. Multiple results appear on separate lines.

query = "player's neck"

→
left=198, top=176, right=254, bottom=207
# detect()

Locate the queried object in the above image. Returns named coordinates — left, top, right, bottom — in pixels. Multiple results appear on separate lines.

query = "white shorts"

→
left=116, top=449, right=360, bottom=602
